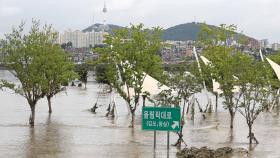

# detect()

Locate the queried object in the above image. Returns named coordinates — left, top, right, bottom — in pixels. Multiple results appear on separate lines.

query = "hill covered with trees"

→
left=83, top=22, right=257, bottom=42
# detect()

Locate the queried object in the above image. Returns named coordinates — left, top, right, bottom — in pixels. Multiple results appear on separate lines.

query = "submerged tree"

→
left=156, top=59, right=202, bottom=148
left=75, top=63, right=89, bottom=89
left=0, top=20, right=57, bottom=126
left=43, top=44, right=77, bottom=113
left=172, top=63, right=202, bottom=147
left=95, top=63, right=110, bottom=85
left=96, top=24, right=163, bottom=127
left=236, top=60, right=270, bottom=144
left=198, top=23, right=247, bottom=128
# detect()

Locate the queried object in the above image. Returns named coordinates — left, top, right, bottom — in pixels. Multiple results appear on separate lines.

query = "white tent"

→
left=200, top=55, right=211, bottom=65
left=259, top=49, right=264, bottom=62
left=200, top=56, right=223, bottom=94
left=200, top=55, right=239, bottom=94
left=265, top=58, right=280, bottom=112
left=193, top=47, right=212, bottom=106
left=142, top=73, right=171, bottom=95
left=123, top=73, right=172, bottom=98
left=267, top=58, right=280, bottom=81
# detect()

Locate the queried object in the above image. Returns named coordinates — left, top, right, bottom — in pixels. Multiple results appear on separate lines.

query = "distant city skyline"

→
left=1, top=0, right=280, bottom=43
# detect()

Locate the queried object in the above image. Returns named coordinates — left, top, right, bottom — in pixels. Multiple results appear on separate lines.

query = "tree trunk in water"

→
left=229, top=109, right=234, bottom=129
left=106, top=104, right=111, bottom=117
left=130, top=111, right=135, bottom=128
left=277, top=97, right=280, bottom=115
left=227, top=96, right=235, bottom=129
left=249, top=124, right=252, bottom=144
left=215, top=93, right=218, bottom=112
left=176, top=100, right=186, bottom=148
left=142, top=95, right=146, bottom=107
left=110, top=103, right=115, bottom=118
left=208, top=101, right=212, bottom=113
left=29, top=105, right=36, bottom=126
left=174, top=132, right=183, bottom=148
left=47, top=96, right=52, bottom=114
left=191, top=103, right=195, bottom=120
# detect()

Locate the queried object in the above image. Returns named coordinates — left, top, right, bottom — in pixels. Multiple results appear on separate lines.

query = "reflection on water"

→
left=0, top=70, right=280, bottom=158
left=25, top=114, right=71, bottom=158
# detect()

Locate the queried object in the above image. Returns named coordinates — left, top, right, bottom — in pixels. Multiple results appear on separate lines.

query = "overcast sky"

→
left=1, top=0, right=280, bottom=43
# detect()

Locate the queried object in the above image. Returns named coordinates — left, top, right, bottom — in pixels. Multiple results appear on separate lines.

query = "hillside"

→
left=162, top=22, right=202, bottom=41
left=83, top=23, right=202, bottom=41
left=162, top=23, right=258, bottom=42
left=83, top=23, right=257, bottom=42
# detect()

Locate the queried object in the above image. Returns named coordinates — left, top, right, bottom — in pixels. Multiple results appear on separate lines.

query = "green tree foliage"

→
left=157, top=59, right=202, bottom=147
left=236, top=60, right=270, bottom=144
left=198, top=23, right=248, bottom=128
left=0, top=20, right=61, bottom=126
left=75, top=63, right=90, bottom=89
left=95, top=63, right=110, bottom=84
left=199, top=23, right=276, bottom=144
left=43, top=44, right=77, bottom=113
left=96, top=24, right=163, bottom=127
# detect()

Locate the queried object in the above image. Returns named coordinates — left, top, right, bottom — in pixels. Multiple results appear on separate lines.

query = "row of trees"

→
left=197, top=24, right=280, bottom=144
left=95, top=23, right=280, bottom=146
left=1, top=20, right=280, bottom=146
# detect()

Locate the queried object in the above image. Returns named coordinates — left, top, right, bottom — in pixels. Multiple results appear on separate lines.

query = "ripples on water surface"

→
left=0, top=70, right=280, bottom=158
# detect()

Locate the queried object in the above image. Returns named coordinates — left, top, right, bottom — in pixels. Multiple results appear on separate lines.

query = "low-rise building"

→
left=272, top=43, right=280, bottom=51
left=59, top=30, right=108, bottom=48
left=260, top=39, right=269, bottom=48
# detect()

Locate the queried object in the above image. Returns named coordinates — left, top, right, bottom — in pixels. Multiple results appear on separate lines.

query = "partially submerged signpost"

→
left=142, top=107, right=181, bottom=152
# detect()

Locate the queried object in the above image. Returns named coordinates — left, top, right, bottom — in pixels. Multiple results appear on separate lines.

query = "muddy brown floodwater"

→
left=0, top=70, right=280, bottom=158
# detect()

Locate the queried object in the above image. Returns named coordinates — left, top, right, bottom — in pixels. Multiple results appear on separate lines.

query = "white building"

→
left=59, top=30, right=108, bottom=48
left=272, top=43, right=280, bottom=51
left=260, top=39, right=269, bottom=48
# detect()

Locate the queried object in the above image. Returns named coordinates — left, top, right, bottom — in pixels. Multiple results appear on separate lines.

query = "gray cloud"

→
left=0, top=0, right=279, bottom=42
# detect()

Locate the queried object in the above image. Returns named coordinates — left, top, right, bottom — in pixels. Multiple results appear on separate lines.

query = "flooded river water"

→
left=0, top=70, right=280, bottom=158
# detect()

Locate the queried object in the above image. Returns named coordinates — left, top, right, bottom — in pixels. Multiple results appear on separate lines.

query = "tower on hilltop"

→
left=102, top=1, right=108, bottom=32
left=103, top=1, right=107, bottom=13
